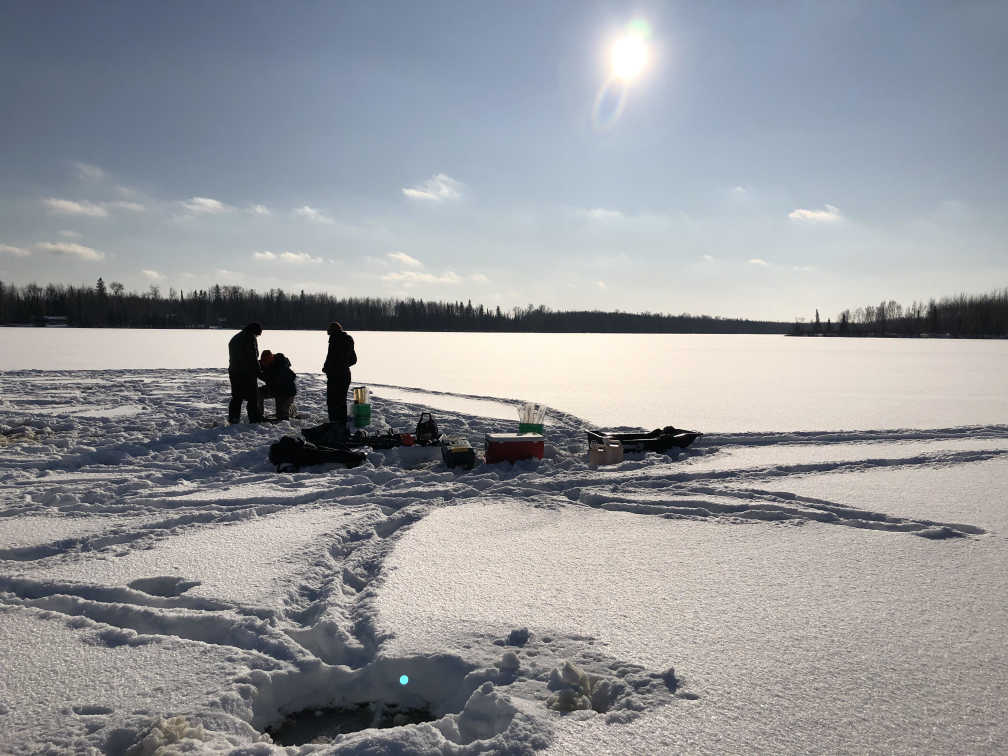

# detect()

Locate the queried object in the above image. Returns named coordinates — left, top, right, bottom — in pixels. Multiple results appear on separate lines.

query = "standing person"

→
left=322, top=321, right=356, bottom=424
left=228, top=322, right=263, bottom=423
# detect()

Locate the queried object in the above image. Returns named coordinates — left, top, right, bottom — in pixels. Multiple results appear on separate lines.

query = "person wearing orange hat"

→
left=258, top=350, right=297, bottom=420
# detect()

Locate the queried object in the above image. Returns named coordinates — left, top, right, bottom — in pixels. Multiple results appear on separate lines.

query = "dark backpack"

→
left=415, top=412, right=439, bottom=445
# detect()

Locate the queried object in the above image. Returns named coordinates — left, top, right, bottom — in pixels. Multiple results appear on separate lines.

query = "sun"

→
left=610, top=34, right=648, bottom=81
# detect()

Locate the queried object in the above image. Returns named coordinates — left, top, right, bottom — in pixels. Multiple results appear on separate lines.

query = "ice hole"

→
left=266, top=701, right=437, bottom=746
left=251, top=655, right=478, bottom=746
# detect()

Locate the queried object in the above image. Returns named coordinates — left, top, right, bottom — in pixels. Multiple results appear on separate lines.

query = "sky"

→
left=1, top=0, right=1006, bottom=322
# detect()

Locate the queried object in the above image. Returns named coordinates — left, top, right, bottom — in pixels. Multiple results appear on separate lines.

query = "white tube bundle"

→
left=519, top=402, right=546, bottom=425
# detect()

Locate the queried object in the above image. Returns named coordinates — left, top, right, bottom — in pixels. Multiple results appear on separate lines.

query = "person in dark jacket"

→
left=258, top=351, right=297, bottom=420
left=322, top=321, right=356, bottom=423
left=228, top=322, right=263, bottom=423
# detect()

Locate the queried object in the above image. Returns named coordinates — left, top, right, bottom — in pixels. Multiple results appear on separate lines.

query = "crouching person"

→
left=258, top=350, right=297, bottom=420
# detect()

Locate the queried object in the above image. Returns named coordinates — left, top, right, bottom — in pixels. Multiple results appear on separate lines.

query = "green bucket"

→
left=353, top=402, right=371, bottom=427
left=518, top=422, right=544, bottom=434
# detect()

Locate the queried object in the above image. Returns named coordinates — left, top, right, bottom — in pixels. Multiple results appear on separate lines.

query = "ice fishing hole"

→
left=253, top=655, right=477, bottom=746
left=265, top=702, right=436, bottom=746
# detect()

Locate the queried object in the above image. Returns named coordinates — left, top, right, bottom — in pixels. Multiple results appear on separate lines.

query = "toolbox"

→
left=441, top=437, right=476, bottom=469
left=485, top=432, right=545, bottom=464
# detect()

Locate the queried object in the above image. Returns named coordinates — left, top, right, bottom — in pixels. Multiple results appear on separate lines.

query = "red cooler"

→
left=485, top=432, right=545, bottom=464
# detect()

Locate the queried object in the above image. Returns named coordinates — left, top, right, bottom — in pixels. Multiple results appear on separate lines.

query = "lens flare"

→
left=399, top=675, right=409, bottom=685
left=591, top=78, right=629, bottom=130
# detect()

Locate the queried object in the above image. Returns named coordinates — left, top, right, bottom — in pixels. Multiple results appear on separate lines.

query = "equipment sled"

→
left=301, top=421, right=351, bottom=447
left=585, top=426, right=702, bottom=453
left=269, top=435, right=366, bottom=471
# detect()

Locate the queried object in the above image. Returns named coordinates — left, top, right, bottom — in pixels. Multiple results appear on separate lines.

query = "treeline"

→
left=792, top=289, right=1008, bottom=338
left=0, top=279, right=790, bottom=334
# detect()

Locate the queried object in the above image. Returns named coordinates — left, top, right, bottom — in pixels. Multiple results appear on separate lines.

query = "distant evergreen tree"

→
left=3, top=280, right=1004, bottom=337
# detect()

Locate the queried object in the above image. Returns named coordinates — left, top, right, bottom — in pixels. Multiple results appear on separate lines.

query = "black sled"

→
left=269, top=435, right=366, bottom=471
left=585, top=426, right=702, bottom=454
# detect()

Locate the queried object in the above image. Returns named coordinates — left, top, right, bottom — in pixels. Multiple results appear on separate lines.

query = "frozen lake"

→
left=2, top=328, right=1006, bottom=431
left=1, top=354, right=1007, bottom=751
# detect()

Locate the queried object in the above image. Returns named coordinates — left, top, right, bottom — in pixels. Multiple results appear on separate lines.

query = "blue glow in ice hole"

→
left=399, top=675, right=409, bottom=685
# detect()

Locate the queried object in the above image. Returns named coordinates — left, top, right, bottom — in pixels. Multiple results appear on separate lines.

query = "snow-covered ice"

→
left=1, top=367, right=1006, bottom=754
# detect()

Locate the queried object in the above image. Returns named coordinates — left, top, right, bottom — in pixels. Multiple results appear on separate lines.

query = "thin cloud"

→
left=575, top=208, right=676, bottom=232
left=388, top=251, right=422, bottom=267
left=34, top=241, right=104, bottom=261
left=107, top=201, right=145, bottom=212
left=181, top=196, right=229, bottom=214
left=253, top=250, right=322, bottom=263
left=788, top=204, right=842, bottom=223
left=0, top=243, right=31, bottom=257
left=402, top=173, right=463, bottom=201
left=381, top=270, right=462, bottom=285
left=59, top=230, right=83, bottom=238
left=280, top=251, right=322, bottom=264
left=731, top=185, right=748, bottom=194
left=701, top=254, right=715, bottom=262
left=249, top=204, right=271, bottom=216
left=293, top=205, right=335, bottom=224
left=74, top=162, right=104, bottom=181
left=43, top=198, right=108, bottom=217
left=748, top=258, right=770, bottom=266
left=142, top=269, right=164, bottom=280
left=580, top=207, right=625, bottom=222
left=470, top=273, right=489, bottom=283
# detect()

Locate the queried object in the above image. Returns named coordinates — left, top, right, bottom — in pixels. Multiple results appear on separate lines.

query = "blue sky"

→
left=1, top=1, right=1005, bottom=321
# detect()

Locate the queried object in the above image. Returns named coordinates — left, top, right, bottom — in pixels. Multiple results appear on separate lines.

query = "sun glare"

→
left=611, top=34, right=648, bottom=81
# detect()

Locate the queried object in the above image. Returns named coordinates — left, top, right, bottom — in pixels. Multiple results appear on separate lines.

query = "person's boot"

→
left=276, top=397, right=293, bottom=421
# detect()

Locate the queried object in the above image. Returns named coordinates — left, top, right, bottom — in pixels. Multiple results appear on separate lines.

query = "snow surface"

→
left=1, top=367, right=1007, bottom=754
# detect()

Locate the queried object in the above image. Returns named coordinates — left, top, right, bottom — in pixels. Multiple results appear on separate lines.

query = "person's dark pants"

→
left=229, top=371, right=263, bottom=423
left=258, top=386, right=295, bottom=420
left=327, top=369, right=351, bottom=423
